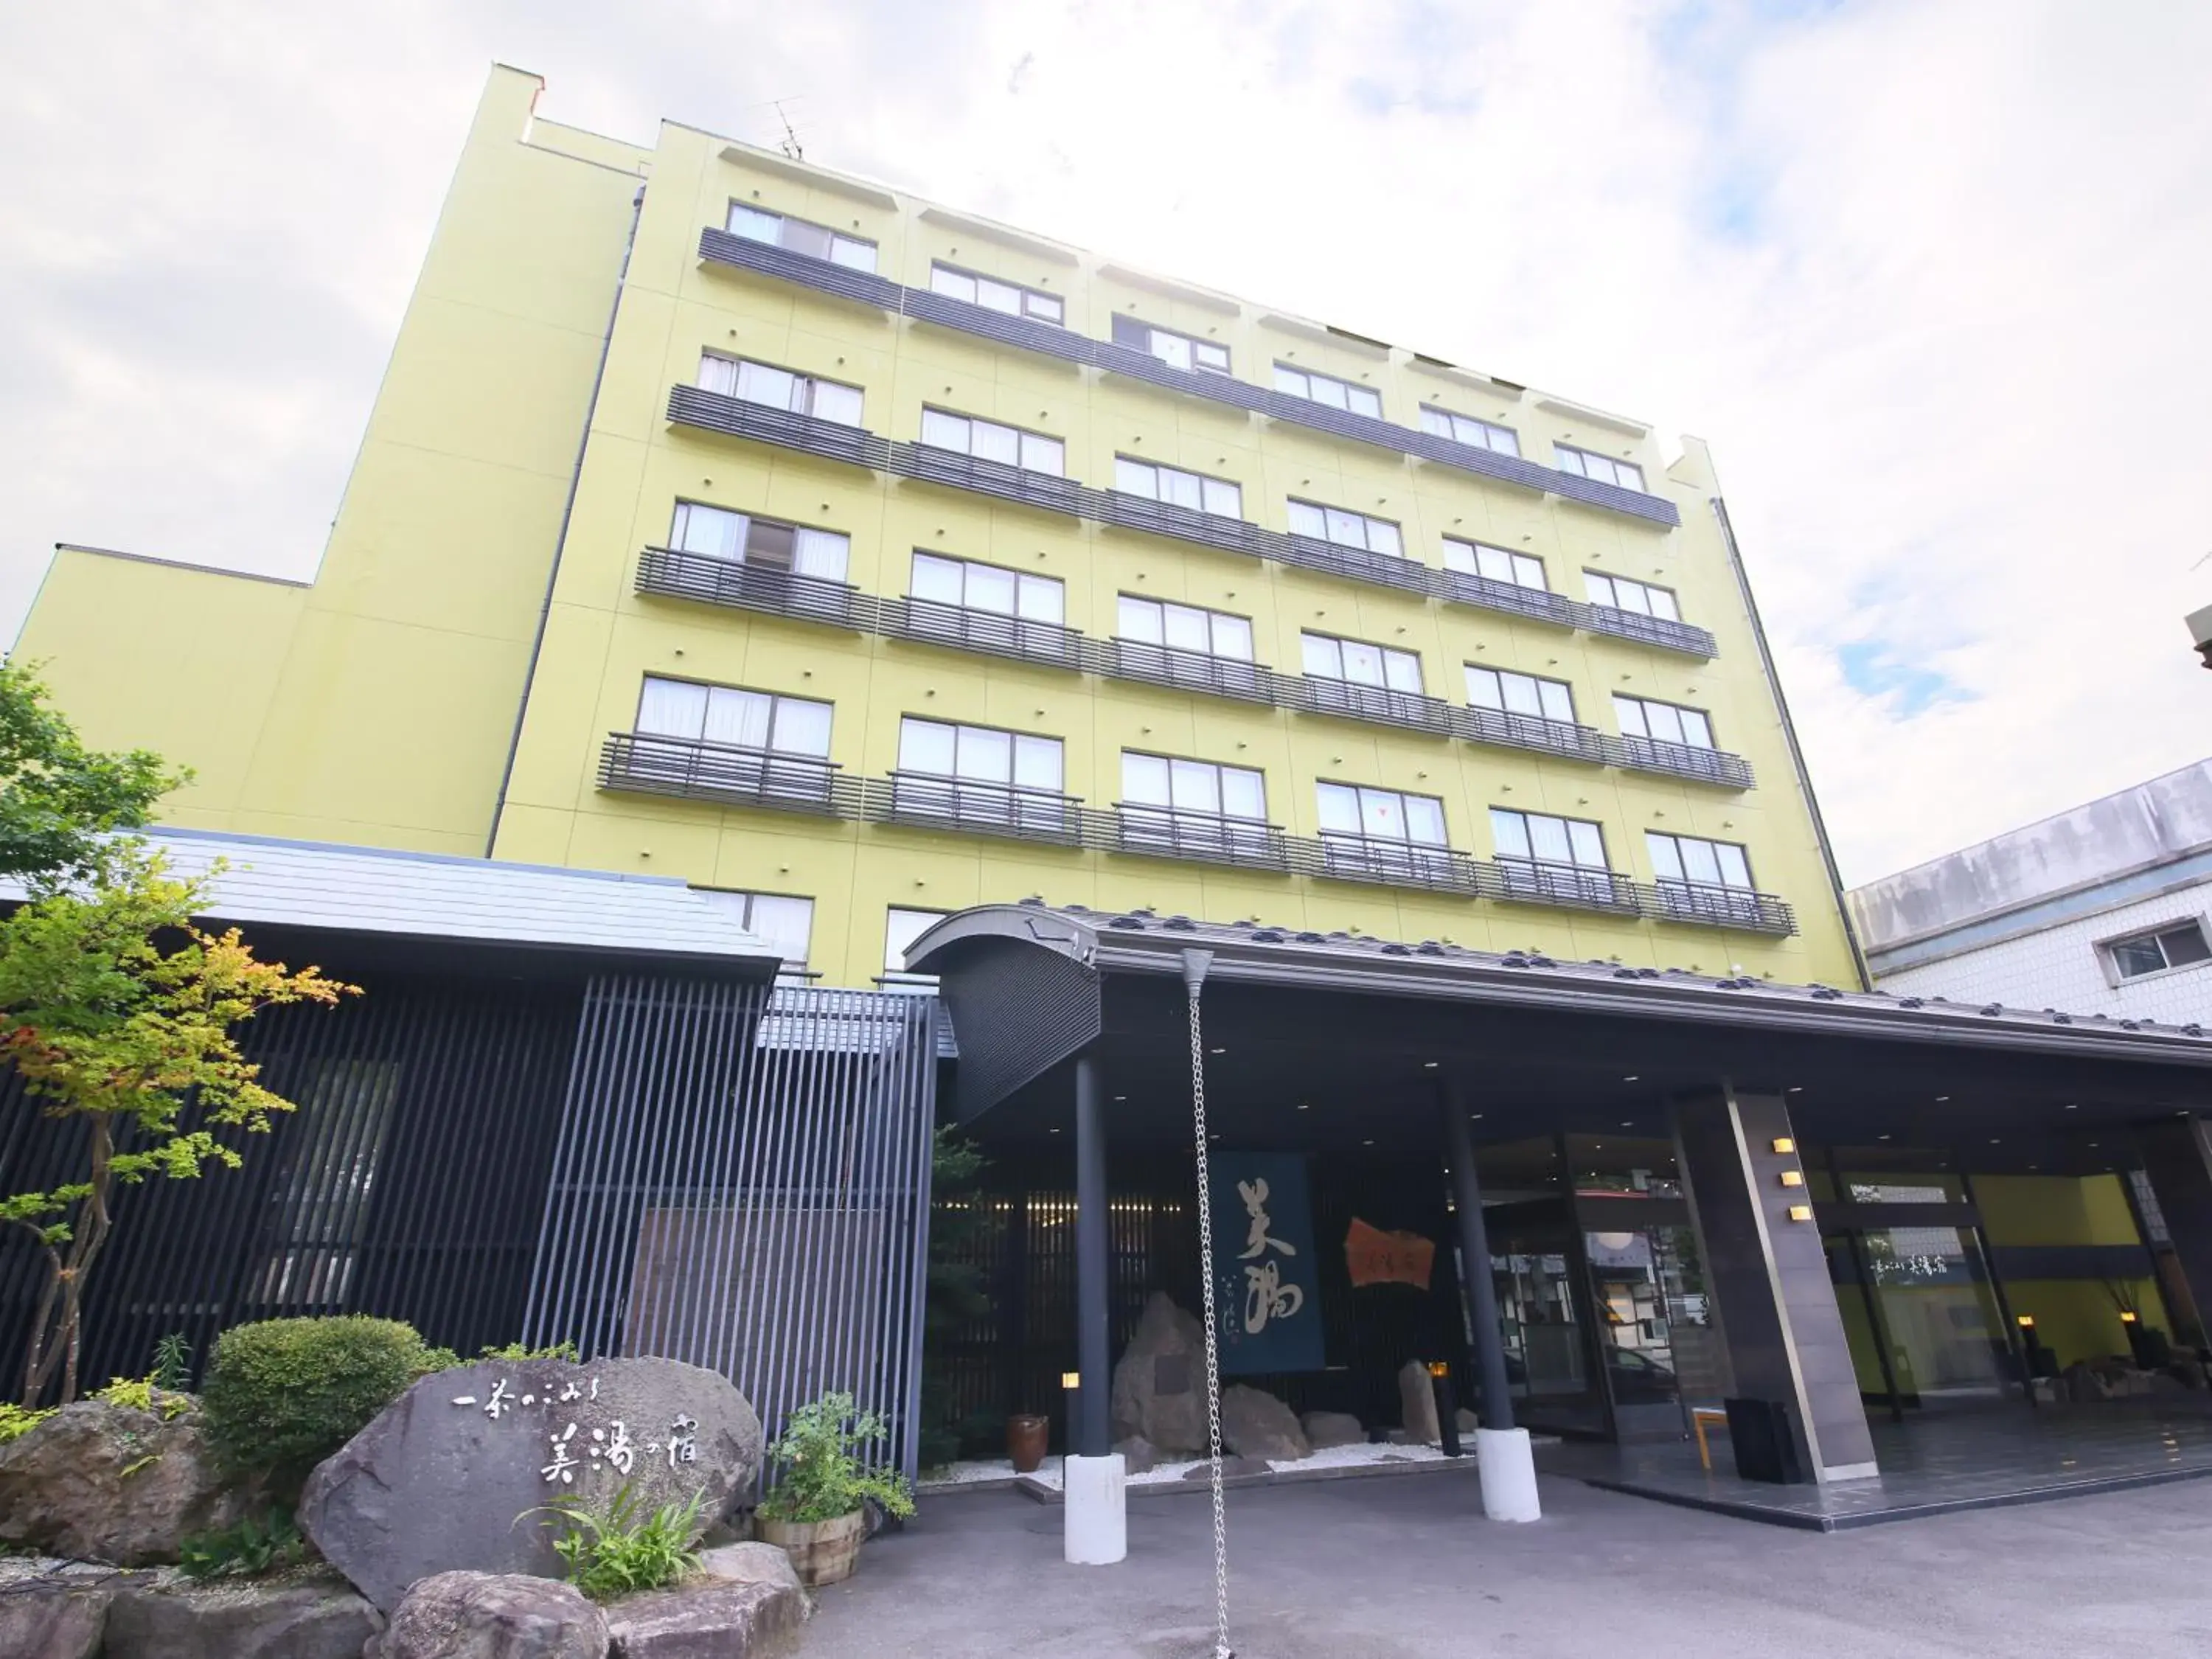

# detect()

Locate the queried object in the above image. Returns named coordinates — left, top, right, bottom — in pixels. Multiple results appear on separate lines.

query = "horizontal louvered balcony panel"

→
left=1405, top=428, right=1682, bottom=528
left=1607, top=734, right=1755, bottom=790
left=1290, top=675, right=1455, bottom=737
left=1091, top=804, right=1292, bottom=872
left=901, top=288, right=1093, bottom=365
left=667, top=385, right=891, bottom=470
left=1292, top=833, right=1485, bottom=896
left=859, top=773, right=1087, bottom=848
left=1093, top=490, right=1264, bottom=558
left=1093, top=342, right=1266, bottom=411
left=598, top=734, right=859, bottom=818
left=1272, top=533, right=1434, bottom=595
left=1454, top=705, right=1608, bottom=765
left=1088, top=639, right=1284, bottom=704
left=880, top=597, right=1086, bottom=672
left=1480, top=858, right=1643, bottom=915
left=697, top=227, right=903, bottom=310
left=1260, top=389, right=1411, bottom=458
left=888, top=442, right=1086, bottom=517
left=1642, top=880, right=1795, bottom=935
left=1433, top=568, right=1582, bottom=628
left=1580, top=602, right=1717, bottom=658
left=636, top=546, right=873, bottom=630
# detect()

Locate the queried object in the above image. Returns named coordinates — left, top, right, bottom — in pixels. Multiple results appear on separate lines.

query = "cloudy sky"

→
left=2, top=0, right=2206, bottom=885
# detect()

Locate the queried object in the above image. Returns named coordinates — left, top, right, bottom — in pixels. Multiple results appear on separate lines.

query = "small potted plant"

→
left=755, top=1391, right=915, bottom=1587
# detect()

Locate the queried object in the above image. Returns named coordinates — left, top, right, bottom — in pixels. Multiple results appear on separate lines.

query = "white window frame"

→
left=883, top=905, right=951, bottom=987
left=1113, top=456, right=1243, bottom=519
left=667, top=502, right=851, bottom=582
left=1301, top=630, right=1424, bottom=695
left=1112, top=313, right=1232, bottom=375
left=1419, top=405, right=1520, bottom=456
left=1554, top=442, right=1646, bottom=492
left=908, top=552, right=1065, bottom=623
left=1116, top=596, right=1254, bottom=662
left=1614, top=695, right=1715, bottom=751
left=1284, top=499, right=1405, bottom=559
left=1646, top=831, right=1756, bottom=891
left=928, top=260, right=1064, bottom=324
left=1441, top=538, right=1548, bottom=591
left=1121, top=751, right=1268, bottom=821
left=2098, top=918, right=2212, bottom=985
left=697, top=353, right=865, bottom=426
left=636, top=675, right=832, bottom=757
left=1316, top=781, right=1450, bottom=846
left=1584, top=571, right=1682, bottom=623
left=726, top=204, right=877, bottom=272
left=1467, top=667, right=1576, bottom=726
left=695, top=888, right=815, bottom=978
left=1272, top=362, right=1383, bottom=420
left=917, top=407, right=1066, bottom=477
left=1490, top=807, right=1611, bottom=871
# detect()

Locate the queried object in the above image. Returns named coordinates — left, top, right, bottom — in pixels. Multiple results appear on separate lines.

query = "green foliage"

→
left=90, top=1372, right=191, bottom=1419
left=0, top=1402, right=54, bottom=1444
left=477, top=1340, right=580, bottom=1363
left=0, top=660, right=182, bottom=894
left=413, top=1346, right=462, bottom=1377
left=919, top=1130, right=997, bottom=1469
left=201, top=1317, right=434, bottom=1498
left=758, top=1391, right=915, bottom=1525
left=178, top=1507, right=307, bottom=1581
left=151, top=1333, right=192, bottom=1393
left=529, top=1483, right=705, bottom=1602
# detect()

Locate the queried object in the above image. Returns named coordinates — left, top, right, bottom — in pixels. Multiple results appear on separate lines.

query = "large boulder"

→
left=695, top=1542, right=805, bottom=1601
left=1109, top=1294, right=1208, bottom=1455
left=1113, top=1435, right=1162, bottom=1476
left=605, top=1574, right=807, bottom=1658
left=1301, top=1411, right=1366, bottom=1450
left=367, top=1571, right=605, bottom=1659
left=102, top=1571, right=380, bottom=1659
left=300, top=1357, right=761, bottom=1613
left=0, top=1559, right=128, bottom=1659
left=1399, top=1360, right=1441, bottom=1446
left=1219, top=1386, right=1310, bottom=1461
left=0, top=1402, right=255, bottom=1566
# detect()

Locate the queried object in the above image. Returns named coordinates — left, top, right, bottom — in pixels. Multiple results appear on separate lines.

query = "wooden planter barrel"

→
left=757, top=1509, right=866, bottom=1587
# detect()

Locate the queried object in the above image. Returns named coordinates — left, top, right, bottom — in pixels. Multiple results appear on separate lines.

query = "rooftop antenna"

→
left=773, top=100, right=804, bottom=161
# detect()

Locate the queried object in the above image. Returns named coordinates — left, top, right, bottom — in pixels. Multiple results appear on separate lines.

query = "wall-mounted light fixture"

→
left=2016, top=1315, right=2037, bottom=1330
left=1779, top=1170, right=1804, bottom=1189
left=1771, top=1137, right=1796, bottom=1155
left=1787, top=1204, right=1813, bottom=1222
left=1062, top=1371, right=1081, bottom=1390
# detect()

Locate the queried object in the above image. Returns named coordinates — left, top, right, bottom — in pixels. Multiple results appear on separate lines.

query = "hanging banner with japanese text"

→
left=1208, top=1152, right=1325, bottom=1374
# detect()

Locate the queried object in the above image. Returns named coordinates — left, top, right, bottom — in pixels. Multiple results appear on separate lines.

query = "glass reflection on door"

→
left=1585, top=1223, right=1716, bottom=1439
left=1493, top=1228, right=1607, bottom=1435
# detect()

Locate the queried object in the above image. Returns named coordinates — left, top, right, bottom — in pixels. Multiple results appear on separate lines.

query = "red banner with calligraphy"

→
left=1344, top=1217, right=1436, bottom=1290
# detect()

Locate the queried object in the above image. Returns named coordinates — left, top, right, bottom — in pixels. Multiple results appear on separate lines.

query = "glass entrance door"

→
left=1492, top=1222, right=1607, bottom=1436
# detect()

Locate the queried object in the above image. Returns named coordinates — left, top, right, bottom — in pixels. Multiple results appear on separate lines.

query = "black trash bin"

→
left=1723, top=1397, right=1805, bottom=1484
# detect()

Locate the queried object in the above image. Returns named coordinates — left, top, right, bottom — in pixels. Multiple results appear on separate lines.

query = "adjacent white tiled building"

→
left=1847, top=761, right=2212, bottom=1024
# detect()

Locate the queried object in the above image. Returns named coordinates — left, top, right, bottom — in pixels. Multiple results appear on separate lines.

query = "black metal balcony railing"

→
left=1089, top=640, right=1282, bottom=704
left=597, top=734, right=858, bottom=817
left=1579, top=602, right=1717, bottom=660
left=1102, top=804, right=1290, bottom=872
left=1605, top=734, right=1756, bottom=790
left=698, top=226, right=903, bottom=310
left=1433, top=568, right=1582, bottom=630
left=1095, top=490, right=1264, bottom=560
left=665, top=385, right=891, bottom=471
left=880, top=597, right=1087, bottom=672
left=888, top=441, right=1087, bottom=518
left=1455, top=705, right=1609, bottom=765
left=1482, top=858, right=1642, bottom=914
left=899, top=287, right=1093, bottom=366
left=1093, top=341, right=1269, bottom=411
left=1292, top=675, right=1455, bottom=738
left=1294, top=832, right=1486, bottom=896
left=859, top=773, right=1087, bottom=847
left=1274, top=534, right=1434, bottom=597
left=1642, top=880, right=1795, bottom=935
left=635, top=546, right=871, bottom=631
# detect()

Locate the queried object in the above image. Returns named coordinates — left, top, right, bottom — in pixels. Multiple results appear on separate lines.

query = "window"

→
left=918, top=408, right=1065, bottom=476
left=726, top=204, right=877, bottom=271
left=1111, top=314, right=1231, bottom=375
left=668, top=503, right=850, bottom=581
left=1468, top=667, right=1576, bottom=726
left=929, top=261, right=1063, bottom=324
left=1442, top=538, right=1547, bottom=591
left=883, top=906, right=949, bottom=987
left=637, top=676, right=831, bottom=757
left=1646, top=832, right=1754, bottom=890
left=1319, top=782, right=1448, bottom=846
left=1113, top=456, right=1243, bottom=519
left=910, top=552, right=1064, bottom=622
left=1491, top=809, right=1610, bottom=872
left=1554, top=443, right=1646, bottom=491
left=895, top=717, right=1068, bottom=834
left=1285, top=499, right=1405, bottom=559
left=1273, top=363, right=1382, bottom=420
left=696, top=889, right=814, bottom=978
left=1117, top=596, right=1253, bottom=661
left=698, top=354, right=864, bottom=426
left=1614, top=695, right=1714, bottom=750
left=2105, top=921, right=2212, bottom=981
left=1301, top=631, right=1423, bottom=694
left=1584, top=571, right=1681, bottom=623
left=1419, top=406, right=1520, bottom=456
left=1123, top=752, right=1267, bottom=819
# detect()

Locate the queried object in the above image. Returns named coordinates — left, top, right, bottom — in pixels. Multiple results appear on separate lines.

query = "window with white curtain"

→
left=1614, top=695, right=1715, bottom=750
left=1121, top=752, right=1267, bottom=819
left=695, top=888, right=814, bottom=976
left=1113, top=456, right=1243, bottom=519
left=897, top=718, right=1062, bottom=789
left=636, top=676, right=832, bottom=756
left=929, top=262, right=1064, bottom=324
left=909, top=552, right=1064, bottom=622
left=1301, top=631, right=1424, bottom=694
left=1441, top=538, right=1547, bottom=591
left=1646, top=832, right=1755, bottom=891
left=668, top=502, right=851, bottom=581
left=1316, top=782, right=1448, bottom=846
left=1419, top=406, right=1520, bottom=456
left=883, top=906, right=950, bottom=987
left=1468, top=667, right=1576, bottom=726
left=917, top=408, right=1065, bottom=476
left=1583, top=571, right=1681, bottom=622
left=1285, top=499, right=1405, bottom=559
left=1490, top=808, right=1610, bottom=871
left=1554, top=443, right=1646, bottom=491
left=727, top=204, right=877, bottom=271
left=1273, top=363, right=1383, bottom=420
left=1116, top=597, right=1253, bottom=661
left=697, top=354, right=865, bottom=426
left=1111, top=314, right=1231, bottom=375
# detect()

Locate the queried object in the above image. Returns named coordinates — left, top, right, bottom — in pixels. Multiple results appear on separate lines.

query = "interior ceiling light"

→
left=1295, top=1102, right=1310, bottom=1110
left=1623, top=1074, right=1640, bottom=1082
left=1422, top=1061, right=1439, bottom=1069
left=1936, top=1095, right=1951, bottom=1102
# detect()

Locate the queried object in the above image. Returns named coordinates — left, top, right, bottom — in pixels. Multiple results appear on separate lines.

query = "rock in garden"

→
left=1112, top=1434, right=1162, bottom=1475
left=1398, top=1360, right=1441, bottom=1446
left=0, top=1558, right=127, bottom=1659
left=1219, top=1385, right=1310, bottom=1461
left=103, top=1571, right=380, bottom=1659
left=1108, top=1293, right=1208, bottom=1455
left=0, top=1402, right=254, bottom=1566
left=605, top=1576, right=807, bottom=1658
left=299, top=1357, right=761, bottom=1612
left=1455, top=1408, right=1481, bottom=1436
left=695, top=1541, right=804, bottom=1599
left=1301, top=1411, right=1366, bottom=1450
left=367, top=1571, right=605, bottom=1659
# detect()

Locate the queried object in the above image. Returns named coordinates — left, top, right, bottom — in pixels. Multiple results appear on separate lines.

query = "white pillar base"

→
left=1475, top=1427, right=1540, bottom=1523
left=1062, top=1453, right=1127, bottom=1564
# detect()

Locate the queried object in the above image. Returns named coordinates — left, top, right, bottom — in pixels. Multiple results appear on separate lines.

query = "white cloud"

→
left=2, top=0, right=2206, bottom=885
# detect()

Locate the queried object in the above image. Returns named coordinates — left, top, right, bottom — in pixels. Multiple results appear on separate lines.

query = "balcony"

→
left=860, top=773, right=1086, bottom=848
left=666, top=385, right=891, bottom=471
left=1091, top=639, right=1281, bottom=705
left=1101, top=804, right=1291, bottom=872
left=1433, top=568, right=1582, bottom=629
left=1454, top=705, right=1608, bottom=765
left=1607, top=734, right=1755, bottom=790
left=1093, top=490, right=1262, bottom=560
left=888, top=441, right=1086, bottom=518
left=696, top=226, right=902, bottom=310
left=1579, top=602, right=1717, bottom=660
left=1481, top=858, right=1642, bottom=915
left=1292, top=675, right=1455, bottom=738
left=635, top=546, right=871, bottom=631
left=1272, top=533, right=1433, bottom=597
left=900, top=287, right=1091, bottom=366
left=1294, top=832, right=1484, bottom=896
left=597, top=734, right=858, bottom=817
left=1643, top=880, right=1796, bottom=936
left=1094, top=341, right=1266, bottom=412
left=880, top=597, right=1087, bottom=672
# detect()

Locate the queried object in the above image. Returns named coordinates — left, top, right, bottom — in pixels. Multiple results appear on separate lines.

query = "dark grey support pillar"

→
left=1439, top=1081, right=1514, bottom=1431
left=1674, top=1083, right=1879, bottom=1484
left=2137, top=1117, right=2212, bottom=1348
left=1074, top=1051, right=1110, bottom=1458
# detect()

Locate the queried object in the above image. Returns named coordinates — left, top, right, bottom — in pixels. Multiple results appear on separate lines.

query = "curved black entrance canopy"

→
left=908, top=902, right=2212, bottom=1169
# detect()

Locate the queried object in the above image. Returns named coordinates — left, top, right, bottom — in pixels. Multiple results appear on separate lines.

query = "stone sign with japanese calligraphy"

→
left=1208, top=1152, right=1324, bottom=1374
left=298, top=1356, right=762, bottom=1612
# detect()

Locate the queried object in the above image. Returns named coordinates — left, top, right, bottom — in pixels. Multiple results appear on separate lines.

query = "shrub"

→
left=0, top=1402, right=54, bottom=1444
left=529, top=1484, right=705, bottom=1601
left=201, top=1316, right=433, bottom=1496
left=478, top=1340, right=580, bottom=1363
left=89, top=1372, right=192, bottom=1419
left=179, top=1506, right=307, bottom=1580
left=757, top=1391, right=915, bottom=1525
